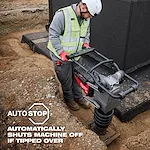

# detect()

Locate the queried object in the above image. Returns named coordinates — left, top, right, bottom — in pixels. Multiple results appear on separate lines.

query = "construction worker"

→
left=47, top=0, right=102, bottom=111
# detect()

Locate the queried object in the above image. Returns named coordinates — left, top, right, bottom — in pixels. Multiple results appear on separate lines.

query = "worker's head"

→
left=78, top=0, right=102, bottom=19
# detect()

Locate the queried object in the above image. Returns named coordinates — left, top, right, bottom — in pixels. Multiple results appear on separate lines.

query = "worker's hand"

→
left=82, top=43, right=91, bottom=49
left=59, top=51, right=68, bottom=61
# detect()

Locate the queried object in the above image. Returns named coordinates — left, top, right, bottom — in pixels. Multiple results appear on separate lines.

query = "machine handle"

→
left=119, top=87, right=135, bottom=98
left=67, top=48, right=95, bottom=59
left=116, top=73, right=139, bottom=98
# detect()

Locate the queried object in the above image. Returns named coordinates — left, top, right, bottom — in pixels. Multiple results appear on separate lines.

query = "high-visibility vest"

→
left=47, top=6, right=90, bottom=60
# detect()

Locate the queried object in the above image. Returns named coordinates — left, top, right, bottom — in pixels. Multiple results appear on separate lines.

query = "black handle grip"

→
left=119, top=86, right=136, bottom=98
left=67, top=48, right=95, bottom=59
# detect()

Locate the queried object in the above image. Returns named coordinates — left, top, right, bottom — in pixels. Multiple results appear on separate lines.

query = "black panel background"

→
left=125, top=1, right=150, bottom=70
left=90, top=0, right=130, bottom=69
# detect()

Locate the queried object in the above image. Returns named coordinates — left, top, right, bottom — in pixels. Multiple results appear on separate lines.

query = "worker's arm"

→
left=82, top=19, right=91, bottom=49
left=84, top=25, right=90, bottom=44
left=49, top=11, right=65, bottom=55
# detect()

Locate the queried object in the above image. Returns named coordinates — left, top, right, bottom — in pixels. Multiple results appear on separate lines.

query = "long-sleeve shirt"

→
left=48, top=4, right=90, bottom=61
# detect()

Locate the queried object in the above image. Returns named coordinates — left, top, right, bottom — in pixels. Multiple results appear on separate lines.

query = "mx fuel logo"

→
left=7, top=103, right=50, bottom=125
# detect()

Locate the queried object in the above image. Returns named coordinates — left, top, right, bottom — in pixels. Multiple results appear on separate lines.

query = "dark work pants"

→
left=53, top=60, right=83, bottom=101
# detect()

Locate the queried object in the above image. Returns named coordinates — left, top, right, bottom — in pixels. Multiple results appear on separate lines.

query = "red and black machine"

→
left=67, top=48, right=138, bottom=135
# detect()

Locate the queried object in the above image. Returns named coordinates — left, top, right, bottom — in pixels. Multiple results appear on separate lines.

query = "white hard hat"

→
left=82, top=0, right=102, bottom=16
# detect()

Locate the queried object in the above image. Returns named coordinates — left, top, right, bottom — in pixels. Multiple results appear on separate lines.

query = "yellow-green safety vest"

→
left=47, top=6, right=90, bottom=60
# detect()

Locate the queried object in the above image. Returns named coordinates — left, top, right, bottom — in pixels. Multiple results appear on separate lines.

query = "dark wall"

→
left=90, top=0, right=131, bottom=70
left=50, top=0, right=150, bottom=72
left=125, top=1, right=150, bottom=71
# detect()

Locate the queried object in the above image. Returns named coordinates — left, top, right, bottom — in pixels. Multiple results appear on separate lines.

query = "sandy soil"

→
left=0, top=0, right=49, bottom=35
left=0, top=30, right=107, bottom=150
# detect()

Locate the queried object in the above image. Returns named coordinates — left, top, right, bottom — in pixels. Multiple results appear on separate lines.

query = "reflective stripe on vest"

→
left=47, top=6, right=90, bottom=60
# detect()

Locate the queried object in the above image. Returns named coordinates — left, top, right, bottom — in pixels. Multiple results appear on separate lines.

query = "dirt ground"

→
left=0, top=30, right=107, bottom=150
left=0, top=0, right=49, bottom=35
left=0, top=0, right=150, bottom=150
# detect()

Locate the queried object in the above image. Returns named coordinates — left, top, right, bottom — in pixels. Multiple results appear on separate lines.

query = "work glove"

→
left=82, top=43, right=91, bottom=49
left=59, top=51, right=68, bottom=61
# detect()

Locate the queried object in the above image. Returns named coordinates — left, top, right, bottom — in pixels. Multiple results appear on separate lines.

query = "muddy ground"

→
left=0, top=0, right=150, bottom=150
